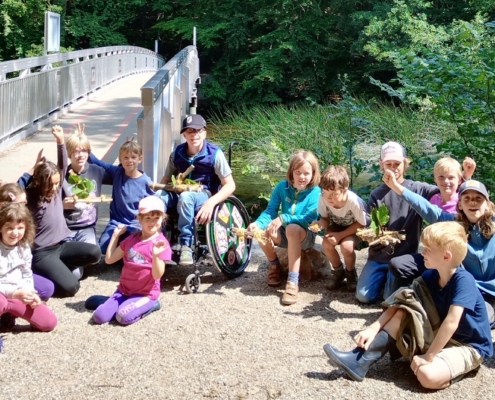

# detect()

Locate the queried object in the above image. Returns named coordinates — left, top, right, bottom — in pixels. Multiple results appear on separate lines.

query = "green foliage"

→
left=370, top=203, right=390, bottom=236
left=68, top=173, right=94, bottom=199
left=0, top=0, right=61, bottom=61
left=371, top=15, right=495, bottom=190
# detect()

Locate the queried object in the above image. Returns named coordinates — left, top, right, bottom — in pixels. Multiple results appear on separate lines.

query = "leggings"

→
left=0, top=293, right=57, bottom=331
left=33, top=274, right=55, bottom=301
left=93, top=289, right=158, bottom=326
left=32, top=241, right=101, bottom=297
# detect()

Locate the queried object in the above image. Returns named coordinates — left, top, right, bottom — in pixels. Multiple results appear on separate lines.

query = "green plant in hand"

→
left=357, top=204, right=405, bottom=247
left=370, top=204, right=390, bottom=236
left=68, top=171, right=94, bottom=199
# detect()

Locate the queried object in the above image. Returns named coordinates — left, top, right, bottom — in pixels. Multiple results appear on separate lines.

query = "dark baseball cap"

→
left=181, top=114, right=206, bottom=133
left=459, top=180, right=490, bottom=200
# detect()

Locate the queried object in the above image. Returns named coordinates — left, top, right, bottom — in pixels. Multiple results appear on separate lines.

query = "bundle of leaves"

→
left=357, top=204, right=406, bottom=247
left=68, top=171, right=94, bottom=199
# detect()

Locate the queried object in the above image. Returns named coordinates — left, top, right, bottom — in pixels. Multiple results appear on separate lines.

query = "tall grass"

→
left=208, top=100, right=454, bottom=198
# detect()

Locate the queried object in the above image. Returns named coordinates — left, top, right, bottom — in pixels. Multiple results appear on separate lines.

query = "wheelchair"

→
left=157, top=142, right=253, bottom=293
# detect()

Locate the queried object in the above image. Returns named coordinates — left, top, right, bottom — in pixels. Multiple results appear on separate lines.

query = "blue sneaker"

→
left=85, top=295, right=110, bottom=310
left=142, top=300, right=161, bottom=318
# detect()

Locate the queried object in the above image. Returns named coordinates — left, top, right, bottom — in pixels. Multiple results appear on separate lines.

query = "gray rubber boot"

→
left=323, top=330, right=393, bottom=382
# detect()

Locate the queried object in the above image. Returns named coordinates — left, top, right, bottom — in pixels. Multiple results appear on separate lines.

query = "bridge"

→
left=0, top=44, right=200, bottom=183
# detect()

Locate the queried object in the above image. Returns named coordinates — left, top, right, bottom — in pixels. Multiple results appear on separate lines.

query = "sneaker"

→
left=179, top=246, right=194, bottom=266
left=0, top=313, right=16, bottom=329
left=85, top=295, right=110, bottom=310
left=281, top=281, right=299, bottom=305
left=326, top=265, right=345, bottom=290
left=142, top=300, right=161, bottom=318
left=267, top=263, right=282, bottom=287
left=345, top=268, right=358, bottom=292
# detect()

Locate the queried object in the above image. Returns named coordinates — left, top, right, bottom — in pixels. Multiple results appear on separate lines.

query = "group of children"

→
left=0, top=113, right=494, bottom=390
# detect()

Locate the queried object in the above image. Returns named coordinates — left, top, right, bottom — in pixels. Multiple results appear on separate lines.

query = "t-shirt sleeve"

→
left=119, top=234, right=134, bottom=253
left=351, top=196, right=367, bottom=226
left=164, top=152, right=177, bottom=180
left=451, top=271, right=477, bottom=312
left=214, top=150, right=232, bottom=180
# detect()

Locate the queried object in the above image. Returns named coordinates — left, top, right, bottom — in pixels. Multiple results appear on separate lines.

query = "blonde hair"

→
left=66, top=131, right=91, bottom=157
left=433, top=157, right=462, bottom=179
left=119, top=138, right=142, bottom=157
left=320, top=165, right=349, bottom=191
left=455, top=197, right=495, bottom=239
left=421, top=221, right=468, bottom=266
left=286, top=150, right=320, bottom=188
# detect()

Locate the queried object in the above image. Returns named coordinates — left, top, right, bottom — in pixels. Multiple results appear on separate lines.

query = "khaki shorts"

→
left=325, top=223, right=363, bottom=248
left=436, top=341, right=483, bottom=380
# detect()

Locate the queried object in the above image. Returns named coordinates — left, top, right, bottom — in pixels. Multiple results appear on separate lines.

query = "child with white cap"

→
left=356, top=141, right=439, bottom=304
left=92, top=195, right=171, bottom=325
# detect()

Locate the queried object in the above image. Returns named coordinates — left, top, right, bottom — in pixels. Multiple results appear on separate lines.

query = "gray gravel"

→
left=1, top=197, right=494, bottom=399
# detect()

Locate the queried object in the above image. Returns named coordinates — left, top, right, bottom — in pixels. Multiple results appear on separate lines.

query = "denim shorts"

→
left=277, top=226, right=316, bottom=250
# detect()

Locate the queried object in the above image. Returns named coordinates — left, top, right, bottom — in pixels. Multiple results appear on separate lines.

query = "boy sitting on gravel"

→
left=323, top=221, right=493, bottom=389
left=310, top=165, right=367, bottom=292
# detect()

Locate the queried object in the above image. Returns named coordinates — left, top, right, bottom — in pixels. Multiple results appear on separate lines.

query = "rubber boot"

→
left=323, top=330, right=393, bottom=382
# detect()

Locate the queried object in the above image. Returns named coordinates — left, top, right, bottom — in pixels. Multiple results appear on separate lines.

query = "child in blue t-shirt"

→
left=89, top=139, right=155, bottom=253
left=323, top=221, right=492, bottom=389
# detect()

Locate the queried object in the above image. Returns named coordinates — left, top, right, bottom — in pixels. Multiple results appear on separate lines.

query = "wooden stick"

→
left=65, top=196, right=113, bottom=204
left=177, top=165, right=195, bottom=183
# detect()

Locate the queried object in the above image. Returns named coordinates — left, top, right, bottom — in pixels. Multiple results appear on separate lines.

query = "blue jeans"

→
left=356, top=259, right=403, bottom=304
left=156, top=190, right=210, bottom=247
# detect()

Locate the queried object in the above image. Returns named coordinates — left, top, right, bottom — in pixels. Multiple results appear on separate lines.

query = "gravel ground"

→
left=1, top=199, right=494, bottom=400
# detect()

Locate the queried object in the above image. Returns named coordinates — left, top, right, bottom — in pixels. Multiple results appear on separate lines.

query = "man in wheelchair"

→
left=155, top=114, right=236, bottom=265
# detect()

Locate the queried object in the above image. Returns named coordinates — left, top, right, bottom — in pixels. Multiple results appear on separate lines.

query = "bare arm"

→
left=151, top=239, right=167, bottom=279
left=196, top=174, right=236, bottom=224
left=354, top=306, right=400, bottom=349
left=105, top=225, right=126, bottom=264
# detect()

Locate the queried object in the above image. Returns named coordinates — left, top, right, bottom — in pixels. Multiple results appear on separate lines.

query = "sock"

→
left=72, top=267, right=84, bottom=281
left=268, top=257, right=280, bottom=265
left=288, top=271, right=299, bottom=284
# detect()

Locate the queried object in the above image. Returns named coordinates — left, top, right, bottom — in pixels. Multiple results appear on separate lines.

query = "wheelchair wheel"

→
left=185, top=274, right=201, bottom=293
left=206, top=196, right=252, bottom=279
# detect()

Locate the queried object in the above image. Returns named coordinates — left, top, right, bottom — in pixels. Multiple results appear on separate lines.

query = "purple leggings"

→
left=93, top=290, right=158, bottom=325
left=33, top=274, right=55, bottom=301
left=0, top=294, right=57, bottom=331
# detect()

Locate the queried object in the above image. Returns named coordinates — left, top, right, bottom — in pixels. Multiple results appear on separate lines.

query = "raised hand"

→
left=462, top=157, right=476, bottom=181
left=113, top=224, right=127, bottom=237
left=51, top=125, right=64, bottom=144
left=152, top=239, right=168, bottom=256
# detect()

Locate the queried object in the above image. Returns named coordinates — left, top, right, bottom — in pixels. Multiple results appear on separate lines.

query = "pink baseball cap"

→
left=380, top=141, right=406, bottom=162
left=138, top=196, right=165, bottom=214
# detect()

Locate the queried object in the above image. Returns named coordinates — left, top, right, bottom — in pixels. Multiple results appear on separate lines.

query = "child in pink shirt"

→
left=93, top=196, right=171, bottom=325
left=429, top=157, right=475, bottom=213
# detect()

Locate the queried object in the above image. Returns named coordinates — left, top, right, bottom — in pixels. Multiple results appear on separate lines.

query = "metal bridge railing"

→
left=0, top=46, right=164, bottom=152
left=137, top=45, right=200, bottom=182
